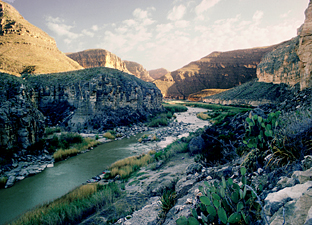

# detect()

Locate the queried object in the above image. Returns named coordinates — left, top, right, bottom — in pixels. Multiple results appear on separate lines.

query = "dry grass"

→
left=53, top=148, right=79, bottom=162
left=10, top=183, right=121, bottom=225
left=197, top=112, right=210, bottom=120
left=103, top=132, right=115, bottom=139
left=109, top=153, right=154, bottom=178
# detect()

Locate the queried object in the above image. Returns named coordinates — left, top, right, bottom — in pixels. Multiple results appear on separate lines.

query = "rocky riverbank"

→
left=0, top=108, right=203, bottom=189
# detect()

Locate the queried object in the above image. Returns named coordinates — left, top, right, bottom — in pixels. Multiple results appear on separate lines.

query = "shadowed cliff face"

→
left=26, top=67, right=163, bottom=132
left=66, top=49, right=131, bottom=74
left=0, top=1, right=83, bottom=75
left=0, top=74, right=45, bottom=151
left=154, top=46, right=277, bottom=99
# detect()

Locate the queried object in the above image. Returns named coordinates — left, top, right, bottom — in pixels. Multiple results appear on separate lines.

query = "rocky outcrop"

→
left=0, top=1, right=83, bottom=75
left=0, top=73, right=45, bottom=153
left=298, top=0, right=312, bottom=90
left=66, top=49, right=131, bottom=74
left=257, top=37, right=301, bottom=86
left=123, top=60, right=154, bottom=82
left=26, top=67, right=163, bottom=132
left=148, top=68, right=170, bottom=80
left=154, top=46, right=278, bottom=99
left=257, top=0, right=312, bottom=91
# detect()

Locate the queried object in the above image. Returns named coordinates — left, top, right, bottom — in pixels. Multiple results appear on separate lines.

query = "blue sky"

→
left=3, top=0, right=310, bottom=71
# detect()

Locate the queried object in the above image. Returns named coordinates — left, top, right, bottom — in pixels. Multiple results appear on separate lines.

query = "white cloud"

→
left=82, top=29, right=94, bottom=37
left=167, top=5, right=187, bottom=21
left=253, top=10, right=264, bottom=23
left=195, top=0, right=221, bottom=15
left=46, top=16, right=81, bottom=40
left=175, top=20, right=190, bottom=28
left=280, top=10, right=292, bottom=18
left=91, top=25, right=99, bottom=31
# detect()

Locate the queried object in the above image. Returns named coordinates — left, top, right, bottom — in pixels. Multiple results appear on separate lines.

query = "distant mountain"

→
left=153, top=45, right=280, bottom=99
left=148, top=68, right=170, bottom=80
left=66, top=49, right=131, bottom=74
left=0, top=0, right=83, bottom=75
left=123, top=60, right=154, bottom=82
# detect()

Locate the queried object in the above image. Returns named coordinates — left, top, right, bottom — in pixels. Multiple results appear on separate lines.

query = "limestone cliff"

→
left=0, top=1, right=83, bottom=75
left=257, top=38, right=300, bottom=85
left=26, top=67, right=163, bottom=132
left=0, top=73, right=45, bottom=152
left=257, top=0, right=312, bottom=90
left=123, top=60, right=154, bottom=82
left=154, top=46, right=278, bottom=99
left=66, top=49, right=131, bottom=74
left=298, top=0, right=312, bottom=90
left=148, top=68, right=169, bottom=80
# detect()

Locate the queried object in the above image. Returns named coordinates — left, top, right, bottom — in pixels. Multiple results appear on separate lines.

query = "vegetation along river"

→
left=0, top=107, right=208, bottom=225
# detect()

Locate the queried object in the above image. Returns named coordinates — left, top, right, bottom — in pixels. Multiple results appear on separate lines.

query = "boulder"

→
left=264, top=181, right=312, bottom=217
left=5, top=176, right=16, bottom=188
left=292, top=167, right=312, bottom=184
left=188, top=136, right=205, bottom=155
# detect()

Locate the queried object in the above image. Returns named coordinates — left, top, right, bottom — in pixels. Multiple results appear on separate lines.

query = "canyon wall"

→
left=66, top=49, right=131, bottom=74
left=257, top=0, right=312, bottom=91
left=154, top=46, right=278, bottom=99
left=0, top=73, right=45, bottom=152
left=123, top=60, right=154, bottom=82
left=148, top=68, right=169, bottom=80
left=26, top=67, right=163, bottom=132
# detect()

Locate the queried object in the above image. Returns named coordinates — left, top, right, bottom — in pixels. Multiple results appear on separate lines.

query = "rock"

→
left=277, top=176, right=299, bottom=189
left=292, top=168, right=312, bottom=184
left=269, top=189, right=312, bottom=225
left=264, top=181, right=312, bottom=216
left=176, top=177, right=197, bottom=197
left=188, top=136, right=205, bottom=155
left=122, top=197, right=160, bottom=225
left=186, top=163, right=203, bottom=175
left=124, top=60, right=154, bottom=82
left=302, top=155, right=312, bottom=170
left=5, top=176, right=16, bottom=188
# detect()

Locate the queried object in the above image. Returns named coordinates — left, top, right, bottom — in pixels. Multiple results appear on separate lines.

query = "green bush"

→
left=163, top=104, right=188, bottom=113
left=44, top=127, right=61, bottom=136
left=177, top=167, right=264, bottom=225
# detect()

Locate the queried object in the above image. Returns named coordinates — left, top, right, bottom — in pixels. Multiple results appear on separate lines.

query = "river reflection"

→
left=0, top=107, right=208, bottom=225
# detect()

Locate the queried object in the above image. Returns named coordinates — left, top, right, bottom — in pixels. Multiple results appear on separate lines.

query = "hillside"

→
left=154, top=45, right=280, bottom=99
left=0, top=0, right=83, bottom=75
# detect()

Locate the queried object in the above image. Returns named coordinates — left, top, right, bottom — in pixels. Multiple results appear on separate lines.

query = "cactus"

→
left=177, top=167, right=263, bottom=225
left=243, top=111, right=281, bottom=150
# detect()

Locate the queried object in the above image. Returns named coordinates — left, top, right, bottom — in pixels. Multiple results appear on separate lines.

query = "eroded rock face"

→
left=148, top=68, right=170, bottom=80
left=298, top=0, right=312, bottom=90
left=257, top=1, right=312, bottom=91
left=66, top=49, right=131, bottom=74
left=0, top=73, right=45, bottom=151
left=27, top=67, right=163, bottom=132
left=123, top=60, right=154, bottom=82
left=154, top=46, right=278, bottom=99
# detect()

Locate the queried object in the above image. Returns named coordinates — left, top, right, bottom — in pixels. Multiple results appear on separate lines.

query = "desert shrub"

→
left=149, top=114, right=169, bottom=127
left=103, top=131, right=115, bottom=139
left=159, top=189, right=177, bottom=219
left=177, top=167, right=265, bottom=225
left=197, top=112, right=210, bottom=120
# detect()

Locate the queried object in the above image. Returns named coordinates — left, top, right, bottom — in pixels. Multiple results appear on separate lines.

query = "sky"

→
left=2, top=0, right=310, bottom=71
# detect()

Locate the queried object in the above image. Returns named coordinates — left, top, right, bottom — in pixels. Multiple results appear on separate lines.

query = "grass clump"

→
left=10, top=183, right=122, bottom=225
left=197, top=112, right=211, bottom=120
left=51, top=135, right=100, bottom=162
left=103, top=131, right=115, bottom=139
left=148, top=113, right=170, bottom=127
left=162, top=103, right=188, bottom=113
left=0, top=176, right=8, bottom=188
left=44, top=127, right=62, bottom=136
left=109, top=153, right=154, bottom=179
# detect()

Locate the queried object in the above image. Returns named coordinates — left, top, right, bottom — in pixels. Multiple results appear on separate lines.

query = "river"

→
left=0, top=107, right=208, bottom=225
